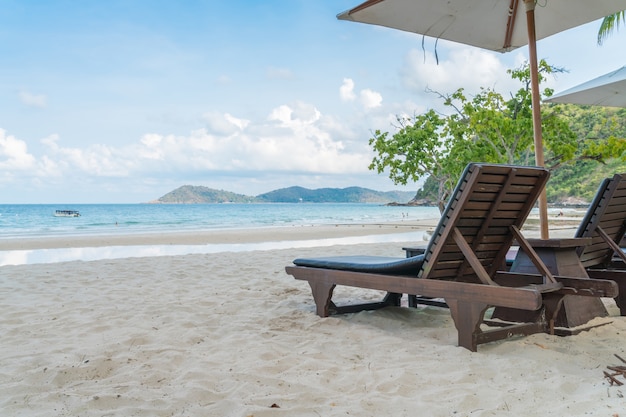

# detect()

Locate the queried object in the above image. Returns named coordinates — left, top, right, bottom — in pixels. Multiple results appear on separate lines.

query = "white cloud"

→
left=340, top=78, right=383, bottom=111
left=118, top=107, right=367, bottom=177
left=0, top=129, right=36, bottom=171
left=224, top=113, right=249, bottom=130
left=19, top=91, right=47, bottom=108
left=268, top=101, right=320, bottom=126
left=360, top=89, right=383, bottom=109
left=399, top=44, right=519, bottom=108
left=4, top=102, right=369, bottom=185
left=0, top=94, right=405, bottom=202
left=252, top=102, right=368, bottom=173
left=138, top=134, right=165, bottom=160
left=340, top=78, right=356, bottom=101
left=40, top=134, right=60, bottom=148
left=43, top=139, right=131, bottom=177
left=203, top=111, right=250, bottom=135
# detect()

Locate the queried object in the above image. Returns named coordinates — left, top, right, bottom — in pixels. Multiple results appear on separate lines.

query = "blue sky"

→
left=1, top=1, right=626, bottom=203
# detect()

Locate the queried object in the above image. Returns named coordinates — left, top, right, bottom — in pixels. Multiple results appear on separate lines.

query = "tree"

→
left=369, top=61, right=625, bottom=209
left=369, top=109, right=455, bottom=208
left=598, top=11, right=625, bottom=45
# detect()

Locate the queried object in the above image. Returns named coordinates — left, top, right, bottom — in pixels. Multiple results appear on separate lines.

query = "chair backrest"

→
left=418, top=163, right=549, bottom=283
left=576, top=173, right=626, bottom=268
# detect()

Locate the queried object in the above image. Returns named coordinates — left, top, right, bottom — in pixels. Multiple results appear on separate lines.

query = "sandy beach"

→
left=2, top=217, right=625, bottom=416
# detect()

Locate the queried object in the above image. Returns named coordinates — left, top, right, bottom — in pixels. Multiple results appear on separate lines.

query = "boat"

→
left=54, top=210, right=81, bottom=217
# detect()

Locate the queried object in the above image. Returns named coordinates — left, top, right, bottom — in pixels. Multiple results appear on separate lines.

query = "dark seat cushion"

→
left=293, top=254, right=425, bottom=274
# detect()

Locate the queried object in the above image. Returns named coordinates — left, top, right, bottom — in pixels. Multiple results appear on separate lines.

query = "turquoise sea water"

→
left=0, top=203, right=441, bottom=239
left=0, top=204, right=442, bottom=265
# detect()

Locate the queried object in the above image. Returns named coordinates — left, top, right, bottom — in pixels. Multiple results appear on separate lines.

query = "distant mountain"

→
left=150, top=185, right=415, bottom=204
left=256, top=186, right=415, bottom=203
left=153, top=185, right=256, bottom=204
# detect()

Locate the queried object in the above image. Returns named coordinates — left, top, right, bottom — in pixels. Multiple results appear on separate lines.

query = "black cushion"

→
left=293, top=254, right=425, bottom=274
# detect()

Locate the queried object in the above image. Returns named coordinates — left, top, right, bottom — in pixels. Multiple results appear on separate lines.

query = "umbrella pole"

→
left=525, top=0, right=549, bottom=239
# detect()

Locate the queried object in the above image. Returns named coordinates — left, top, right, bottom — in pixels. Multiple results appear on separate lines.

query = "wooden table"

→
left=496, top=237, right=609, bottom=329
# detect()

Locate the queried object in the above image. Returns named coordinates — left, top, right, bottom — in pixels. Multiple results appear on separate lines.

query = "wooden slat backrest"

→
left=576, top=174, right=626, bottom=268
left=418, top=164, right=549, bottom=283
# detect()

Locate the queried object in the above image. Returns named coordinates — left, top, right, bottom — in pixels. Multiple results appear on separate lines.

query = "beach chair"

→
left=575, top=173, right=626, bottom=315
left=285, top=163, right=618, bottom=351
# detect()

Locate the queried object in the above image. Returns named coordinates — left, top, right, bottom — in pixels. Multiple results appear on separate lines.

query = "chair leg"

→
left=308, top=281, right=336, bottom=317
left=446, top=299, right=489, bottom=352
left=542, top=293, right=566, bottom=335
left=382, top=292, right=403, bottom=307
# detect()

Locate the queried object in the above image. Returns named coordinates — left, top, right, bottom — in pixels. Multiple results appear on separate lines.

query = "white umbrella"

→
left=338, top=0, right=626, bottom=239
left=545, top=65, right=626, bottom=107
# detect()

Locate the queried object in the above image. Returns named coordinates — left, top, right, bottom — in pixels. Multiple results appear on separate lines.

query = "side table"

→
left=495, top=237, right=608, bottom=329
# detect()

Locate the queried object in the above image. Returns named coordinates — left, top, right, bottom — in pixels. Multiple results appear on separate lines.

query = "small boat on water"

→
left=54, top=210, right=81, bottom=217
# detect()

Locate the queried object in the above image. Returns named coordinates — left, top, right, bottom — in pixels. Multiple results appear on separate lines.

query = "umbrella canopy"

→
left=337, top=0, right=626, bottom=53
left=545, top=65, right=626, bottom=107
left=338, top=0, right=626, bottom=239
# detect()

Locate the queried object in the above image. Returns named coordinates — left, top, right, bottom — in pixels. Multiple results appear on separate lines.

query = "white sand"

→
left=2, top=221, right=625, bottom=416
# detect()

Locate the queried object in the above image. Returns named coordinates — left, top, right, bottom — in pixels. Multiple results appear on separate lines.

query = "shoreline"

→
left=0, top=216, right=585, bottom=267
left=0, top=221, right=437, bottom=251
left=0, top=212, right=586, bottom=251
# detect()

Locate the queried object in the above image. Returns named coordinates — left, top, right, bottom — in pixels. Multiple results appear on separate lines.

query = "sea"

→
left=0, top=203, right=442, bottom=266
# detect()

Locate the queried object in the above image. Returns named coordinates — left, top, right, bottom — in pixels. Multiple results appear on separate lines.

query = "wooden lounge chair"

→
left=285, top=163, right=618, bottom=351
left=576, top=173, right=626, bottom=315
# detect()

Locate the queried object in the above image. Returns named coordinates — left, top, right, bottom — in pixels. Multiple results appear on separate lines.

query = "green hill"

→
left=151, top=185, right=415, bottom=204
left=154, top=185, right=256, bottom=203
left=256, top=186, right=414, bottom=203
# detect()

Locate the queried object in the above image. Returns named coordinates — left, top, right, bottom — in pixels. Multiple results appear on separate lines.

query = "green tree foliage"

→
left=598, top=11, right=625, bottom=45
left=544, top=104, right=626, bottom=201
left=369, top=61, right=626, bottom=208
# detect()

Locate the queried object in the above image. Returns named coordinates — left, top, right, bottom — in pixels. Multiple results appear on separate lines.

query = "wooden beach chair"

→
left=575, top=173, right=626, bottom=315
left=285, top=163, right=618, bottom=351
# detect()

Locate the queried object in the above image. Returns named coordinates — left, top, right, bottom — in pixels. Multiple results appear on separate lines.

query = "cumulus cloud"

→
left=110, top=104, right=368, bottom=177
left=248, top=101, right=368, bottom=172
left=138, top=134, right=165, bottom=160
left=41, top=134, right=131, bottom=177
left=360, top=89, right=383, bottom=109
left=36, top=104, right=367, bottom=176
left=268, top=101, right=320, bottom=126
left=203, top=111, right=250, bottom=135
left=399, top=44, right=519, bottom=106
left=225, top=113, right=249, bottom=130
left=0, top=129, right=36, bottom=170
left=19, top=91, right=47, bottom=108
left=340, top=78, right=383, bottom=111
left=340, top=78, right=356, bottom=101
left=40, top=134, right=60, bottom=148
left=0, top=99, right=382, bottom=201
